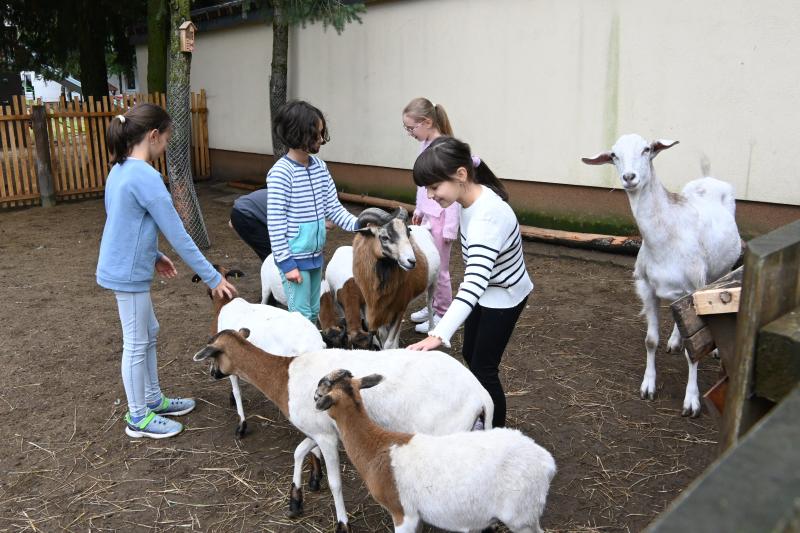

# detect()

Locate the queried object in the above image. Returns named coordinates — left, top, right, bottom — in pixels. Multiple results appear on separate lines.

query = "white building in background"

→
left=21, top=70, right=140, bottom=102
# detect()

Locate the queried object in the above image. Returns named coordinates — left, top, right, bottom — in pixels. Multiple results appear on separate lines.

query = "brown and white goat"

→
left=353, top=207, right=440, bottom=348
left=315, top=369, right=555, bottom=533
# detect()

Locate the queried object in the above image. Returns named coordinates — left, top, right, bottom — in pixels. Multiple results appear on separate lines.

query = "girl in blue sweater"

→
left=96, top=103, right=236, bottom=439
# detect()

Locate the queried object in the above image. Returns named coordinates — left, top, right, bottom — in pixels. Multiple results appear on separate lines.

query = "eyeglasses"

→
left=402, top=122, right=423, bottom=135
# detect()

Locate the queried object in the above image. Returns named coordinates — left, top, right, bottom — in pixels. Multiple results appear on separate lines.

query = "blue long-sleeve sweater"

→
left=267, top=155, right=358, bottom=273
left=96, top=158, right=222, bottom=292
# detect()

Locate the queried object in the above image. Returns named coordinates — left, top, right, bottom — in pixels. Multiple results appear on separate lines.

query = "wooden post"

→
left=31, top=105, right=56, bottom=207
left=720, top=220, right=800, bottom=451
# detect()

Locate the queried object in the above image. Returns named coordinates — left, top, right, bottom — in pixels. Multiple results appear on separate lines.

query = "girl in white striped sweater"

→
left=407, top=136, right=533, bottom=428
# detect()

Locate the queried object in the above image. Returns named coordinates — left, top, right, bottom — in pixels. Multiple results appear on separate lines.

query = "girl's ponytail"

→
left=432, top=103, right=453, bottom=136
left=473, top=160, right=508, bottom=201
left=106, top=103, right=172, bottom=165
left=413, top=136, right=508, bottom=202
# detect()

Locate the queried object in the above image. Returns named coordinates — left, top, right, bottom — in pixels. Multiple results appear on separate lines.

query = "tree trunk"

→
left=166, top=0, right=211, bottom=249
left=269, top=0, right=289, bottom=157
left=147, top=0, right=169, bottom=94
left=76, top=0, right=109, bottom=100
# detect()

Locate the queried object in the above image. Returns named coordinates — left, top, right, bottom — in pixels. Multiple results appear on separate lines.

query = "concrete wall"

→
left=135, top=0, right=800, bottom=206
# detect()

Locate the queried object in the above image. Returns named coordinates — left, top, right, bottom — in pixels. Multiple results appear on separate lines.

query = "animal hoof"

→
left=335, top=521, right=351, bottom=533
left=235, top=420, right=248, bottom=438
left=681, top=406, right=702, bottom=418
left=287, top=483, right=303, bottom=518
left=640, top=390, right=655, bottom=401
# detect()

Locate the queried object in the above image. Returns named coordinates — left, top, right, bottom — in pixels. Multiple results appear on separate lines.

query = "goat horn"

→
left=392, top=207, right=409, bottom=221
left=357, top=207, right=393, bottom=227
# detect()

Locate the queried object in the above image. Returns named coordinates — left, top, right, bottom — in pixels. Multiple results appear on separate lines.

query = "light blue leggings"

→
left=281, top=267, right=322, bottom=323
left=114, top=291, right=162, bottom=419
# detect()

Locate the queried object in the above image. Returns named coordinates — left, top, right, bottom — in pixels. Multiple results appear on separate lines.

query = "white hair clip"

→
left=115, top=114, right=126, bottom=123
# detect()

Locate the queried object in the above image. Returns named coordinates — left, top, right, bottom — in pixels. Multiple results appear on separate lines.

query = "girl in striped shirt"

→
left=267, top=101, right=358, bottom=322
left=407, top=136, right=533, bottom=428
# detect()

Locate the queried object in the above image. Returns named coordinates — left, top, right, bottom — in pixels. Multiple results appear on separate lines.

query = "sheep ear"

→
left=238, top=328, right=251, bottom=339
left=651, top=139, right=679, bottom=158
left=581, top=152, right=614, bottom=165
left=226, top=269, right=245, bottom=279
left=358, top=374, right=384, bottom=389
left=316, top=394, right=334, bottom=411
left=193, top=345, right=222, bottom=361
left=191, top=274, right=202, bottom=283
left=357, top=226, right=377, bottom=237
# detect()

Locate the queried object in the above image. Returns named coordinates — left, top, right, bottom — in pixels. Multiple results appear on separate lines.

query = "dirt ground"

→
left=0, top=182, right=721, bottom=532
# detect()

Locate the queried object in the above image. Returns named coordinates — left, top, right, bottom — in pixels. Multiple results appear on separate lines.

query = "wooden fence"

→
left=0, top=91, right=210, bottom=207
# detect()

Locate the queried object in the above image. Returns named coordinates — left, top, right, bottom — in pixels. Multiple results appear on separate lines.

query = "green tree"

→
left=263, top=0, right=365, bottom=156
left=147, top=0, right=170, bottom=94
left=166, top=0, right=211, bottom=248
left=0, top=0, right=144, bottom=100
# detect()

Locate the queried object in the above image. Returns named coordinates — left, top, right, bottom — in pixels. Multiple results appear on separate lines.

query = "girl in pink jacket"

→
left=402, top=98, right=460, bottom=333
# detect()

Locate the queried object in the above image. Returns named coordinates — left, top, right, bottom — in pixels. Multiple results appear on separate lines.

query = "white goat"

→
left=193, top=329, right=493, bottom=532
left=353, top=207, right=440, bottom=348
left=315, top=369, right=555, bottom=533
left=260, top=252, right=287, bottom=306
left=583, top=134, right=741, bottom=416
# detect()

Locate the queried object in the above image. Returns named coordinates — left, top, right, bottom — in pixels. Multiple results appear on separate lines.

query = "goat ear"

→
left=650, top=139, right=679, bottom=158
left=316, top=394, right=334, bottom=411
left=238, top=328, right=251, bottom=339
left=356, top=227, right=377, bottom=237
left=581, top=152, right=614, bottom=165
left=193, top=345, right=222, bottom=361
left=226, top=269, right=245, bottom=279
left=191, top=274, right=202, bottom=283
left=358, top=374, right=384, bottom=390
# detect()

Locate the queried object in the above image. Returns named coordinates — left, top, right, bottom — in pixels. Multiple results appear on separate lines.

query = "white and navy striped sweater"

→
left=266, top=155, right=358, bottom=273
left=430, top=186, right=533, bottom=346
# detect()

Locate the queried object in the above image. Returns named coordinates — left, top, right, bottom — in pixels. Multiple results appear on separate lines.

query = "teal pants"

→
left=281, top=267, right=322, bottom=323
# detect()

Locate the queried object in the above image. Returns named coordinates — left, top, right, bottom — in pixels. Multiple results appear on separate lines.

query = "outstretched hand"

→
left=155, top=255, right=178, bottom=278
left=407, top=335, right=443, bottom=351
left=212, top=278, right=237, bottom=300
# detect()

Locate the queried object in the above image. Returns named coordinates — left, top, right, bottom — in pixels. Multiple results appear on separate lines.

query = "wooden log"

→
left=31, top=106, right=56, bottom=207
left=703, top=376, right=728, bottom=418
left=754, top=306, right=800, bottom=403
left=671, top=294, right=707, bottom=338
left=693, top=287, right=741, bottom=316
left=685, top=326, right=716, bottom=362
left=721, top=220, right=800, bottom=451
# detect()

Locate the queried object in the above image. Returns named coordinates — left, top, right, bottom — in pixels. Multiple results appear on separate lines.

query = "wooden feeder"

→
left=179, top=21, right=197, bottom=53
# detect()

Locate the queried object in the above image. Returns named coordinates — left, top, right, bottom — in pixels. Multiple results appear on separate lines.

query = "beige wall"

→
left=136, top=0, right=800, bottom=205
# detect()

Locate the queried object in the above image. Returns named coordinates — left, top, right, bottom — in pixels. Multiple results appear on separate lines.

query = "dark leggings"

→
left=462, top=296, right=528, bottom=428
left=230, top=208, right=271, bottom=262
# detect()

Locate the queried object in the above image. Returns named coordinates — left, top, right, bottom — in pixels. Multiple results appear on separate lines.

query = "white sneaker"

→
left=414, top=314, right=442, bottom=334
left=410, top=307, right=429, bottom=323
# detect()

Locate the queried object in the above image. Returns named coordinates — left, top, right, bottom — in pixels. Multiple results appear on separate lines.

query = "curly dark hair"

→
left=272, top=100, right=329, bottom=153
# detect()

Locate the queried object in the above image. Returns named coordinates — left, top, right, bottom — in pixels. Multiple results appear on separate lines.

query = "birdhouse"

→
left=179, top=21, right=197, bottom=53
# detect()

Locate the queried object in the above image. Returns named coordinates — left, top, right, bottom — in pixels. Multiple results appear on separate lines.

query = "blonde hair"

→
left=403, top=97, right=453, bottom=136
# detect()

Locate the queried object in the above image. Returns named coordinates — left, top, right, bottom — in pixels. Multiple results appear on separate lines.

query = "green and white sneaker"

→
left=125, top=412, right=183, bottom=439
left=149, top=396, right=196, bottom=417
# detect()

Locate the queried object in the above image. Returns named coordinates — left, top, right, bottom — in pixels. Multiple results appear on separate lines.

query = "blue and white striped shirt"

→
left=266, top=155, right=358, bottom=273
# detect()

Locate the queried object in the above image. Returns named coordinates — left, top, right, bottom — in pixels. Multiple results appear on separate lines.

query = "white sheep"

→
left=582, top=134, right=741, bottom=416
left=193, top=329, right=494, bottom=532
left=315, top=369, right=555, bottom=533
left=260, top=252, right=287, bottom=307
left=353, top=207, right=441, bottom=348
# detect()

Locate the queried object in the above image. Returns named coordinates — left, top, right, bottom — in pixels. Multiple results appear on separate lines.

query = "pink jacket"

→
left=414, top=138, right=459, bottom=240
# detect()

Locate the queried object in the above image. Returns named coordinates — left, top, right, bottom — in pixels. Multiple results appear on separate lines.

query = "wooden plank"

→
left=82, top=98, right=98, bottom=190
left=44, top=103, right=61, bottom=192
left=192, top=92, right=200, bottom=176
left=86, top=97, right=102, bottom=188
left=721, top=219, right=800, bottom=451
left=645, top=384, right=800, bottom=533
left=201, top=89, right=210, bottom=176
left=693, top=287, right=741, bottom=316
left=11, top=97, right=31, bottom=196
left=72, top=97, right=89, bottom=192
left=31, top=105, right=55, bottom=206
left=59, top=97, right=76, bottom=194
left=703, top=376, right=728, bottom=418
left=53, top=101, right=70, bottom=193
left=5, top=105, right=23, bottom=199
left=671, top=294, right=706, bottom=338
left=21, top=97, right=39, bottom=195
left=685, top=326, right=716, bottom=362
left=64, top=97, right=80, bottom=194
left=754, top=306, right=800, bottom=403
left=0, top=106, right=13, bottom=199
left=14, top=96, right=36, bottom=196
left=98, top=97, right=111, bottom=173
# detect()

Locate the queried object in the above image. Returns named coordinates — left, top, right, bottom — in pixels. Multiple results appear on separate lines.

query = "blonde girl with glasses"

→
left=401, top=97, right=460, bottom=334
